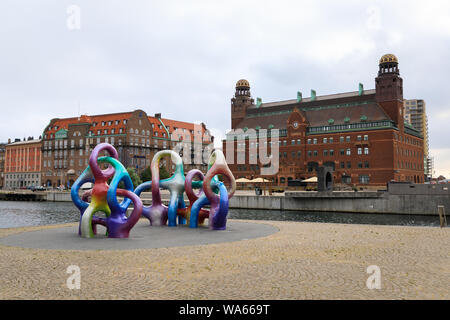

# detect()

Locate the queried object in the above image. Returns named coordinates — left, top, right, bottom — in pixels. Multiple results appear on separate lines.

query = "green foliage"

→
left=140, top=166, right=152, bottom=182
left=159, top=166, right=171, bottom=180
left=127, top=167, right=142, bottom=188
left=138, top=165, right=171, bottom=182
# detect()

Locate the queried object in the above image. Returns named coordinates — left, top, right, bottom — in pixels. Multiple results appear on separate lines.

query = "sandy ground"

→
left=0, top=219, right=448, bottom=300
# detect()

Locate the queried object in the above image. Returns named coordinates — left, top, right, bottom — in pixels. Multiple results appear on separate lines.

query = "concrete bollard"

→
left=437, top=205, right=447, bottom=228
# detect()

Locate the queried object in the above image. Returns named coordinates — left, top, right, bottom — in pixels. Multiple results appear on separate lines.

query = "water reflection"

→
left=0, top=201, right=443, bottom=228
left=0, top=201, right=79, bottom=228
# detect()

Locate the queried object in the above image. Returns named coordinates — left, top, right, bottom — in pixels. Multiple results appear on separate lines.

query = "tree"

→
left=126, top=167, right=142, bottom=188
left=139, top=165, right=171, bottom=182
left=140, top=166, right=152, bottom=182
left=159, top=166, right=171, bottom=180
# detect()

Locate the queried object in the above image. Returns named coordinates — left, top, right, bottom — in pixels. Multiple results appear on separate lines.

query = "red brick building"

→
left=41, top=110, right=213, bottom=188
left=4, top=138, right=43, bottom=189
left=223, top=54, right=425, bottom=187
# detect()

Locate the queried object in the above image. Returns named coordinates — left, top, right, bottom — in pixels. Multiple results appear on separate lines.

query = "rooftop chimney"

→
left=154, top=113, right=161, bottom=118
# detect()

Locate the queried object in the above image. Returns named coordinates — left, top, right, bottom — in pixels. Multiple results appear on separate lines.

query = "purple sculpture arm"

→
left=201, top=150, right=236, bottom=230
left=104, top=188, right=143, bottom=238
left=88, top=143, right=118, bottom=180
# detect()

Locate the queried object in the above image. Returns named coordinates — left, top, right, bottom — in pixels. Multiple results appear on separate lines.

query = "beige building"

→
left=41, top=110, right=214, bottom=188
left=403, top=99, right=432, bottom=179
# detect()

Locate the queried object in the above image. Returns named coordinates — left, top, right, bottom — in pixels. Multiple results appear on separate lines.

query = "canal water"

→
left=0, top=201, right=444, bottom=229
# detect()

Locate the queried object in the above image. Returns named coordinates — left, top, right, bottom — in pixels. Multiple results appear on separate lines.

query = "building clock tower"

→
left=231, top=79, right=254, bottom=129
left=375, top=54, right=404, bottom=129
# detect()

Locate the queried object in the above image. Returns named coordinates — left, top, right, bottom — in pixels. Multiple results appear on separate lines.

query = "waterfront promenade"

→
left=0, top=219, right=448, bottom=299
left=3, top=182, right=449, bottom=215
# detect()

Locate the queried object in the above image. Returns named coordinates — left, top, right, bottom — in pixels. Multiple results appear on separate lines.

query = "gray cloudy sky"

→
left=0, top=0, right=449, bottom=176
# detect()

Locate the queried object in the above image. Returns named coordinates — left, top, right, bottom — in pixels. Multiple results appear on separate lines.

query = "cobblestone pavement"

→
left=0, top=220, right=448, bottom=299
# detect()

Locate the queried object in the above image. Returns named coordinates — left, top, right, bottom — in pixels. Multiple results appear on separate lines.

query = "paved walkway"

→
left=0, top=220, right=277, bottom=250
left=0, top=220, right=448, bottom=299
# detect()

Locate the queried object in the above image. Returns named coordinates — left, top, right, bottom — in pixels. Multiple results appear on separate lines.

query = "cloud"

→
left=430, top=148, right=450, bottom=178
left=0, top=0, right=448, bottom=175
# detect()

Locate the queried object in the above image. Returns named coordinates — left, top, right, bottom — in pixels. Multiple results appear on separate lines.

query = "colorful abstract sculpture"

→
left=187, top=150, right=236, bottom=230
left=71, top=143, right=236, bottom=239
left=132, top=150, right=186, bottom=227
left=71, top=143, right=143, bottom=238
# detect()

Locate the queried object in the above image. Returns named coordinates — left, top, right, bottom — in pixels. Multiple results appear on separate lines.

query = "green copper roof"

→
left=158, top=118, right=171, bottom=139
left=256, top=97, right=262, bottom=107
left=358, top=83, right=364, bottom=96
left=55, top=129, right=68, bottom=139
left=247, top=100, right=373, bottom=118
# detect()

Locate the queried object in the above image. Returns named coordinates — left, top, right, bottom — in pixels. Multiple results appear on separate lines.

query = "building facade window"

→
left=359, top=175, right=370, bottom=184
